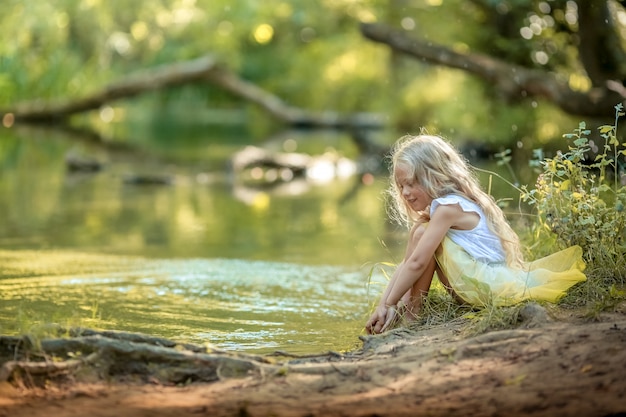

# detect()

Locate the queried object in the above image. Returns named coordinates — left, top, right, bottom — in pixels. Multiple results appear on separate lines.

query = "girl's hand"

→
left=365, top=304, right=400, bottom=334
left=365, top=305, right=388, bottom=334
left=380, top=305, right=399, bottom=333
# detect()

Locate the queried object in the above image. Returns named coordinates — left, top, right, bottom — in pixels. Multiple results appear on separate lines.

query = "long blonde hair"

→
left=386, top=134, right=524, bottom=268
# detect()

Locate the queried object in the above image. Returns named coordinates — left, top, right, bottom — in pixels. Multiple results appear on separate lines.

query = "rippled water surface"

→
left=0, top=250, right=384, bottom=354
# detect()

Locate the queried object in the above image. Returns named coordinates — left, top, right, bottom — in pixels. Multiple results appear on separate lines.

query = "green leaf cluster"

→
left=521, top=104, right=626, bottom=286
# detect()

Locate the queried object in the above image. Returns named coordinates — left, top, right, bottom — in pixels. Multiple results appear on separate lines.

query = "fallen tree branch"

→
left=203, top=67, right=385, bottom=128
left=1, top=55, right=385, bottom=130
left=360, top=22, right=625, bottom=118
left=6, top=56, right=220, bottom=123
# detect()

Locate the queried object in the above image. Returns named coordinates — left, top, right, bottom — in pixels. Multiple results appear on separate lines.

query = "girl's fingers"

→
left=365, top=316, right=379, bottom=334
left=373, top=321, right=383, bottom=334
left=380, top=306, right=397, bottom=332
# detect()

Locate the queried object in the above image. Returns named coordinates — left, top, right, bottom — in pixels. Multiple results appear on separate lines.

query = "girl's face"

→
left=394, top=165, right=432, bottom=212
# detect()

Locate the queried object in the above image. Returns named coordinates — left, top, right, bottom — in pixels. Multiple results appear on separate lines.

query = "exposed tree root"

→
left=0, top=328, right=277, bottom=387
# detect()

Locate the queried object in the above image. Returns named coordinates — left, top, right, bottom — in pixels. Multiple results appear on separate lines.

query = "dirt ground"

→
left=1, top=306, right=625, bottom=417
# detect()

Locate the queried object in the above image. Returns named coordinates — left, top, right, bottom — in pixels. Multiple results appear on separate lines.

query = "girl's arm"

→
left=377, top=261, right=404, bottom=307
left=374, top=217, right=428, bottom=309
left=365, top=224, right=421, bottom=334
left=382, top=204, right=461, bottom=307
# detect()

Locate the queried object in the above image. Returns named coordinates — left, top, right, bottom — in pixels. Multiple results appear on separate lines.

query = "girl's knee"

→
left=410, top=223, right=428, bottom=242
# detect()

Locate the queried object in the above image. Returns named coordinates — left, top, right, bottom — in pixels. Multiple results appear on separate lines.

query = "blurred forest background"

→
left=2, top=0, right=626, bottom=154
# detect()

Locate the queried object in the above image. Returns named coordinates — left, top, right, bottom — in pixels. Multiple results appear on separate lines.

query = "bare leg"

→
left=397, top=224, right=437, bottom=322
left=399, top=256, right=436, bottom=321
left=435, top=261, right=466, bottom=304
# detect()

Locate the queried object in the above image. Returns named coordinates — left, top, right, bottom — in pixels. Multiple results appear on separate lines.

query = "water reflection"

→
left=0, top=127, right=401, bottom=264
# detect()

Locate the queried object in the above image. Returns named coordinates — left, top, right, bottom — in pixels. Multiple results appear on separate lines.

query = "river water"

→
left=0, top=126, right=407, bottom=354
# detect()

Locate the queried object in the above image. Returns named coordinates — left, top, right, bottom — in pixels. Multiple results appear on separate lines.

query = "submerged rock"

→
left=122, top=174, right=174, bottom=185
left=65, top=151, right=104, bottom=173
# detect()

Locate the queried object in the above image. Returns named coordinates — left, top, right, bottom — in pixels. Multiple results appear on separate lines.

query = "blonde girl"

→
left=366, top=134, right=586, bottom=335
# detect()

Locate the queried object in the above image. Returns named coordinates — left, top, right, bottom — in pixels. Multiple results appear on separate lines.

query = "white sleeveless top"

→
left=430, top=195, right=506, bottom=264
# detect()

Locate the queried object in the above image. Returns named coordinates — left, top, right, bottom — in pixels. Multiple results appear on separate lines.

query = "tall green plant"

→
left=521, top=104, right=626, bottom=285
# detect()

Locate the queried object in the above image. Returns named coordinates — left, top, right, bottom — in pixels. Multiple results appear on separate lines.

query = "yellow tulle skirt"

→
left=435, top=238, right=587, bottom=307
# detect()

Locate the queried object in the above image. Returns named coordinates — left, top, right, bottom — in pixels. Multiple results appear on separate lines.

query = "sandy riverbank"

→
left=1, top=306, right=625, bottom=417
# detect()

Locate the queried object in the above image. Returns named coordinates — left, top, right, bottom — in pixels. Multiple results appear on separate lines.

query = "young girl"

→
left=365, top=134, right=586, bottom=335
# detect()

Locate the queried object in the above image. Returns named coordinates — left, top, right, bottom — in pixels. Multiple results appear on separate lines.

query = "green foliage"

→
left=521, top=104, right=626, bottom=287
left=460, top=302, right=526, bottom=335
